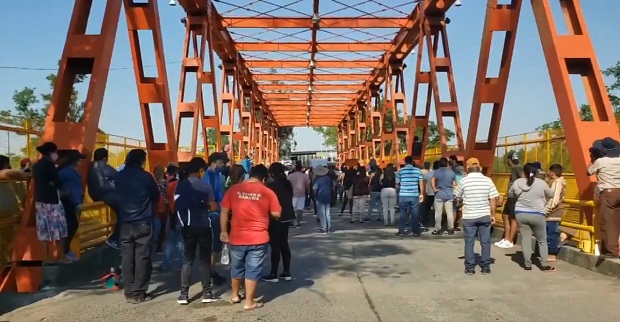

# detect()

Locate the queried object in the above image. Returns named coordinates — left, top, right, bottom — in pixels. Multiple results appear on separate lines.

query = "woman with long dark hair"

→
left=262, top=162, right=295, bottom=282
left=57, top=150, right=86, bottom=262
left=380, top=163, right=397, bottom=225
left=508, top=162, right=556, bottom=271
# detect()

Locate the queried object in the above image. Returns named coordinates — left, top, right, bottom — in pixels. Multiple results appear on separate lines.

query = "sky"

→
left=1, top=0, right=619, bottom=152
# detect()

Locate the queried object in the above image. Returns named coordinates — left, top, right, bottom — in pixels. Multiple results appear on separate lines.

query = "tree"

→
left=529, top=61, right=620, bottom=171
left=313, top=105, right=455, bottom=153
left=536, top=62, right=620, bottom=136
left=0, top=60, right=87, bottom=131
left=0, top=62, right=89, bottom=160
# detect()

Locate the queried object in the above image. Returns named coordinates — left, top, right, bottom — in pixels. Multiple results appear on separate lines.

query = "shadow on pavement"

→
left=0, top=206, right=415, bottom=315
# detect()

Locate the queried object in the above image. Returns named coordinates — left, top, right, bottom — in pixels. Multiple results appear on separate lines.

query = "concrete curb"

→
left=491, top=227, right=620, bottom=278
left=0, top=245, right=120, bottom=316
left=41, top=245, right=121, bottom=289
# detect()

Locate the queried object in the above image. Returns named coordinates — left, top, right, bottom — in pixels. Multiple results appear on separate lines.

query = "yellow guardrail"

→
left=493, top=193, right=597, bottom=254
left=0, top=179, right=117, bottom=267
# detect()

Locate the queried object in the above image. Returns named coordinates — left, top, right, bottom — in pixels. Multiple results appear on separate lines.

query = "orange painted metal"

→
left=530, top=0, right=619, bottom=200
left=1, top=0, right=123, bottom=293
left=255, top=74, right=369, bottom=82
left=466, top=0, right=523, bottom=174
left=123, top=0, right=177, bottom=169
left=410, top=15, right=464, bottom=163
left=6, top=0, right=613, bottom=294
left=236, top=42, right=392, bottom=52
left=174, top=17, right=217, bottom=162
left=245, top=60, right=378, bottom=69
left=221, top=17, right=411, bottom=29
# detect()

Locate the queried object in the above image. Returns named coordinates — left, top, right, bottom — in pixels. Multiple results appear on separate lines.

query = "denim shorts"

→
left=210, top=213, right=223, bottom=252
left=229, top=243, right=268, bottom=281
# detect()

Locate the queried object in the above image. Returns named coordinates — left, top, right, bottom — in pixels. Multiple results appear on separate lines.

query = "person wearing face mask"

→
left=32, top=142, right=71, bottom=264
left=114, top=149, right=160, bottom=304
left=202, top=152, right=229, bottom=286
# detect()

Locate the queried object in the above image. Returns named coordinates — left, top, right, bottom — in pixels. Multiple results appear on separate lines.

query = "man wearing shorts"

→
left=495, top=151, right=524, bottom=249
left=288, top=162, right=310, bottom=227
left=203, top=152, right=229, bottom=285
left=220, top=165, right=281, bottom=310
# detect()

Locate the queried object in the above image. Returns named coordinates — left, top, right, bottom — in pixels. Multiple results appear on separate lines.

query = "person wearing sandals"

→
left=508, top=163, right=556, bottom=271
left=220, top=165, right=281, bottom=310
left=32, top=142, right=71, bottom=264
left=544, top=164, right=566, bottom=262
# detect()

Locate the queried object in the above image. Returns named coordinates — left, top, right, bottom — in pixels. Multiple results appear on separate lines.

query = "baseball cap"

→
left=20, top=158, right=31, bottom=166
left=466, top=157, right=480, bottom=168
left=507, top=150, right=519, bottom=161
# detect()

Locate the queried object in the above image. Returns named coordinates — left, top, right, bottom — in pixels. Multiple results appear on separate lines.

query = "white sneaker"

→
left=498, top=240, right=514, bottom=249
left=494, top=239, right=506, bottom=247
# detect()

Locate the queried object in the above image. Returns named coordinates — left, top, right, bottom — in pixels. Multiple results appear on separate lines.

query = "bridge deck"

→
left=2, top=212, right=619, bottom=322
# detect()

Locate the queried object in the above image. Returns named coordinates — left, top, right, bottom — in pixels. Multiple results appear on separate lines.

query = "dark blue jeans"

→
left=398, top=197, right=420, bottom=235
left=546, top=221, right=561, bottom=255
left=462, top=216, right=492, bottom=269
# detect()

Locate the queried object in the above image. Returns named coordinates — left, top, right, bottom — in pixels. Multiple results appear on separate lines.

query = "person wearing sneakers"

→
left=174, top=157, right=220, bottom=305
left=495, top=151, right=524, bottom=249
left=454, top=157, right=499, bottom=276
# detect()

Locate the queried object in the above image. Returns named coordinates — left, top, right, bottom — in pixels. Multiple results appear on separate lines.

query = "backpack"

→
left=173, top=179, right=203, bottom=227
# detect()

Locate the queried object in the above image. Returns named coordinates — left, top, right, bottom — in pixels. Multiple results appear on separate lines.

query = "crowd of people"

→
left=1, top=135, right=619, bottom=306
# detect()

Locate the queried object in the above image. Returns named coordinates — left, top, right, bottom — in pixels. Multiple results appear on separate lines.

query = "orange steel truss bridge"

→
left=1, top=0, right=619, bottom=293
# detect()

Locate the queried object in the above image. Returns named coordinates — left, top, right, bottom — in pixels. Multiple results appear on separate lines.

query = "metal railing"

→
left=0, top=117, right=145, bottom=169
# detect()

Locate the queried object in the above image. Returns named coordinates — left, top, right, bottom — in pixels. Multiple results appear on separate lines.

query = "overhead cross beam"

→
left=222, top=17, right=412, bottom=29
left=237, top=42, right=392, bottom=52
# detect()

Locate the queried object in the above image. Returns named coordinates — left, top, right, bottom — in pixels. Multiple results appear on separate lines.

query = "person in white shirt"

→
left=454, top=157, right=499, bottom=276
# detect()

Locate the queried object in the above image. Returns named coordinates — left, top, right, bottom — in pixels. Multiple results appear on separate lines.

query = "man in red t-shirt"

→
left=220, top=164, right=281, bottom=310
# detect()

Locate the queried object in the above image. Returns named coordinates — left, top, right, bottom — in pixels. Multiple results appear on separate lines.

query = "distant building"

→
left=290, top=149, right=337, bottom=167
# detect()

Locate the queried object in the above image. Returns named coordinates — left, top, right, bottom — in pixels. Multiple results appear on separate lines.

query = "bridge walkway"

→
left=1, top=210, right=619, bottom=322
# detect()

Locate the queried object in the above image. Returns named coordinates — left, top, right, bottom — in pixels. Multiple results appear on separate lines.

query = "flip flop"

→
left=243, top=302, right=264, bottom=311
left=231, top=294, right=245, bottom=304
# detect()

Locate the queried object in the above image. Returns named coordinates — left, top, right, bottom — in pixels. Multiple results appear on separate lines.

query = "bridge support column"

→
left=466, top=0, right=523, bottom=174
left=2, top=0, right=124, bottom=293
left=174, top=16, right=218, bottom=162
left=124, top=0, right=177, bottom=168
left=410, top=13, right=464, bottom=164
left=219, top=63, right=240, bottom=162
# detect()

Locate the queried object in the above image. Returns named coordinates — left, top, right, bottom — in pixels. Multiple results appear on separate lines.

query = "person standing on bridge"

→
left=114, top=149, right=160, bottom=303
left=509, top=163, right=556, bottom=272
left=431, top=157, right=457, bottom=235
left=32, top=142, right=71, bottom=264
left=87, top=148, right=121, bottom=250
left=454, top=157, right=499, bottom=275
left=220, top=164, right=281, bottom=310
left=174, top=157, right=220, bottom=305
left=203, top=152, right=229, bottom=286
left=495, top=151, right=524, bottom=249
left=288, top=162, right=310, bottom=228
left=396, top=156, right=425, bottom=237
left=587, top=137, right=620, bottom=258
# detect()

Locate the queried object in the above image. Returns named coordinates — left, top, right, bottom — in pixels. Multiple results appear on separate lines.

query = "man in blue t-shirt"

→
left=430, top=157, right=457, bottom=235
left=396, top=156, right=425, bottom=237
left=202, top=152, right=229, bottom=286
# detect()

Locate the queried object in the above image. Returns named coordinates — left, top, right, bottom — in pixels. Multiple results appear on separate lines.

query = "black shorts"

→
left=502, top=197, right=517, bottom=217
